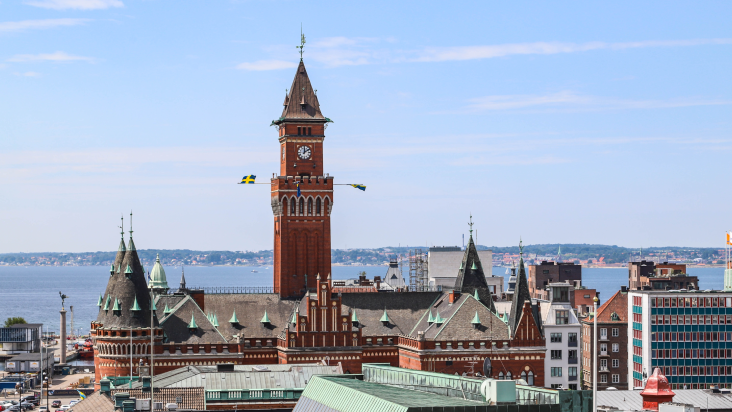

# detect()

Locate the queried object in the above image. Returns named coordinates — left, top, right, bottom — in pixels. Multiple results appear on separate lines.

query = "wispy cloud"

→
left=236, top=60, right=297, bottom=71
left=414, top=39, right=732, bottom=62
left=23, top=0, right=123, bottom=10
left=13, top=71, right=41, bottom=77
left=466, top=91, right=731, bottom=112
left=7, top=51, right=96, bottom=63
left=0, top=18, right=90, bottom=33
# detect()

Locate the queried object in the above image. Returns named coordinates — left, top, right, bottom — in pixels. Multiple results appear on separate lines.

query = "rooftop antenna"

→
left=296, top=25, right=306, bottom=61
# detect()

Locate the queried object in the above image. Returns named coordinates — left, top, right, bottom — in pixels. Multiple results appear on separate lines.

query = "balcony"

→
left=569, top=375, right=578, bottom=381
left=599, top=335, right=609, bottom=341
left=599, top=351, right=608, bottom=357
left=599, top=367, right=609, bottom=372
left=568, top=358, right=578, bottom=365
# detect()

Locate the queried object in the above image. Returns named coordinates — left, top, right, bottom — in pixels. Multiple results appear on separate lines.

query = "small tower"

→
left=148, top=254, right=170, bottom=293
left=640, top=368, right=675, bottom=411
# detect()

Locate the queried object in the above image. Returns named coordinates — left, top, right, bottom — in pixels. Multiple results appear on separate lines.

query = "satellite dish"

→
left=483, top=357, right=492, bottom=377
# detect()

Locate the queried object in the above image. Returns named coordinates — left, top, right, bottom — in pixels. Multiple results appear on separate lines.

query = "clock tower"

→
left=271, top=60, right=333, bottom=298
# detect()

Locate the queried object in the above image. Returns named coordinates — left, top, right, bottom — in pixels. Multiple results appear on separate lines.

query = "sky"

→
left=1, top=1, right=731, bottom=253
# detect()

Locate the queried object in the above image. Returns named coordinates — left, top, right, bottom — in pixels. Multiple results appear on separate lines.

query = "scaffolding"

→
left=408, top=249, right=429, bottom=291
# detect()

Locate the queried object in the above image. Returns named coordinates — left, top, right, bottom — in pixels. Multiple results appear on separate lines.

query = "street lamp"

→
left=592, top=296, right=599, bottom=412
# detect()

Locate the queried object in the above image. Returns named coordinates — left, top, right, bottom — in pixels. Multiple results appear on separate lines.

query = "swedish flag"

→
left=240, top=175, right=256, bottom=184
left=350, top=184, right=366, bottom=191
left=296, top=181, right=301, bottom=198
left=78, top=390, right=86, bottom=400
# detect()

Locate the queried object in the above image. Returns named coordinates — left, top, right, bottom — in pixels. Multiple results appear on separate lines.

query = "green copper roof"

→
left=130, top=297, right=141, bottom=312
left=151, top=299, right=157, bottom=311
left=460, top=261, right=464, bottom=269
left=128, top=238, right=136, bottom=251
left=164, top=304, right=172, bottom=315
left=117, top=264, right=121, bottom=273
left=427, top=311, right=435, bottom=324
left=261, top=310, right=271, bottom=324
left=112, top=298, right=120, bottom=311
left=380, top=309, right=390, bottom=323
left=291, top=310, right=297, bottom=324
left=188, top=314, right=197, bottom=329
left=103, top=295, right=110, bottom=310
left=230, top=310, right=239, bottom=324
left=471, top=311, right=481, bottom=325
left=124, top=265, right=133, bottom=275
left=97, top=294, right=103, bottom=307
left=212, top=314, right=219, bottom=328
left=434, top=312, right=444, bottom=325
left=148, top=253, right=169, bottom=290
left=109, top=264, right=114, bottom=274
left=471, top=261, right=478, bottom=270
left=351, top=310, right=359, bottom=323
left=473, top=289, right=480, bottom=301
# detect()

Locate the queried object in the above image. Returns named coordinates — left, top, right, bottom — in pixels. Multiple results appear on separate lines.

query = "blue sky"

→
left=1, top=1, right=731, bottom=253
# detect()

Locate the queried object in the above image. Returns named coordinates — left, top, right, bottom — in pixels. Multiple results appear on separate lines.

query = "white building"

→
left=541, top=282, right=582, bottom=390
left=428, top=247, right=501, bottom=293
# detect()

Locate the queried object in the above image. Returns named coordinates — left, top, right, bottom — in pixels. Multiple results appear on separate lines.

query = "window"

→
left=498, top=372, right=504, bottom=379
left=551, top=350, right=562, bottom=360
left=600, top=343, right=607, bottom=353
left=307, top=198, right=313, bottom=216
left=600, top=359, right=607, bottom=370
left=551, top=367, right=563, bottom=377
left=612, top=374, right=620, bottom=383
left=551, top=333, right=562, bottom=343
left=612, top=328, right=619, bottom=337
left=569, top=350, right=578, bottom=360
left=551, top=384, right=563, bottom=389
left=543, top=269, right=549, bottom=274
left=569, top=367, right=577, bottom=377
left=307, top=127, right=312, bottom=135
left=568, top=333, right=578, bottom=344
left=569, top=384, right=578, bottom=390
left=553, top=287, right=569, bottom=302
left=298, top=197, right=304, bottom=215
left=612, top=343, right=619, bottom=352
left=316, top=198, right=321, bottom=215
left=556, top=310, right=569, bottom=325
left=290, top=198, right=296, bottom=215
left=612, top=359, right=619, bottom=368
left=600, top=328, right=607, bottom=339
left=528, top=371, right=534, bottom=385
left=601, top=374, right=607, bottom=383
left=506, top=371, right=512, bottom=380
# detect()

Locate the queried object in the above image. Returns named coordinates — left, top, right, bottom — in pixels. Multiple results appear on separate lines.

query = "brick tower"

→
left=271, top=59, right=333, bottom=298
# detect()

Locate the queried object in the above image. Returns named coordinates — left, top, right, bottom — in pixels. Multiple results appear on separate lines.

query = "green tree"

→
left=4, top=317, right=27, bottom=327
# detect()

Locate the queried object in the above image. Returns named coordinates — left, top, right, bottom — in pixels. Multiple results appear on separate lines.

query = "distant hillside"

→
left=0, top=244, right=726, bottom=266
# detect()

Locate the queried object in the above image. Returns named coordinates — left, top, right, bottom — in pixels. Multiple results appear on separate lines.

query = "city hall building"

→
left=90, top=57, right=548, bottom=389
left=628, top=289, right=732, bottom=389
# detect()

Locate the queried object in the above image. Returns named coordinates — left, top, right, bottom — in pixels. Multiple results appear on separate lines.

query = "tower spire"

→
left=129, top=210, right=133, bottom=239
left=468, top=214, right=474, bottom=239
left=296, top=25, right=306, bottom=61
left=119, top=214, right=124, bottom=239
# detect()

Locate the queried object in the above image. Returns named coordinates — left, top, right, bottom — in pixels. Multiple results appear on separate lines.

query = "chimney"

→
left=99, top=378, right=111, bottom=395
left=142, top=376, right=151, bottom=391
left=640, top=368, right=675, bottom=411
left=122, top=400, right=136, bottom=412
left=114, top=392, right=130, bottom=408
left=449, top=290, right=460, bottom=304
left=621, top=286, right=627, bottom=293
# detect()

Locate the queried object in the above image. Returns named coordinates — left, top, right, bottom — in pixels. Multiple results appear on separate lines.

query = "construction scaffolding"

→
left=408, top=249, right=429, bottom=291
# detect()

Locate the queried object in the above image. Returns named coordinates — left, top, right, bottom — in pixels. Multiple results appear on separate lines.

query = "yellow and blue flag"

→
left=350, top=184, right=366, bottom=192
left=240, top=175, right=256, bottom=184
left=296, top=181, right=301, bottom=197
left=78, top=390, right=86, bottom=400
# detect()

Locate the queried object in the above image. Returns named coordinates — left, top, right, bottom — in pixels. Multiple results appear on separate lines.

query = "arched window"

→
left=282, top=198, right=288, bottom=216
left=299, top=198, right=304, bottom=216
left=290, top=198, right=296, bottom=216
left=521, top=371, right=527, bottom=382
left=506, top=371, right=512, bottom=380
left=307, top=198, right=313, bottom=216
left=324, top=198, right=330, bottom=216
left=528, top=371, right=534, bottom=385
left=498, top=372, right=504, bottom=380
left=316, top=198, right=322, bottom=215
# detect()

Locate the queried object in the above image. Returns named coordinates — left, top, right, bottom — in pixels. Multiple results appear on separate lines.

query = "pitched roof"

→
left=452, top=235, right=496, bottom=312
left=68, top=390, right=115, bottom=412
left=203, top=293, right=298, bottom=341
left=340, top=292, right=441, bottom=336
left=595, top=290, right=628, bottom=323
left=112, top=387, right=204, bottom=411
left=278, top=60, right=325, bottom=122
left=159, top=295, right=226, bottom=344
left=408, top=293, right=509, bottom=341
left=97, top=237, right=158, bottom=329
left=508, top=251, right=534, bottom=335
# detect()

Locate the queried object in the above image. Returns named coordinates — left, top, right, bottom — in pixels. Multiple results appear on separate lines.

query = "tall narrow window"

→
left=297, top=127, right=302, bottom=135
left=290, top=198, right=296, bottom=215
left=308, top=127, right=312, bottom=135
left=307, top=198, right=313, bottom=216
left=282, top=198, right=288, bottom=216
left=324, top=198, right=330, bottom=216
left=316, top=198, right=322, bottom=215
left=299, top=198, right=304, bottom=216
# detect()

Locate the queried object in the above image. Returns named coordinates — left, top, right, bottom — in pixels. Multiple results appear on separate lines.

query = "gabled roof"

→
left=408, top=293, right=509, bottom=341
left=452, top=235, right=496, bottom=312
left=278, top=60, right=326, bottom=122
left=509, top=249, right=534, bottom=335
left=594, top=290, right=628, bottom=323
left=340, top=292, right=441, bottom=336
left=159, top=295, right=226, bottom=343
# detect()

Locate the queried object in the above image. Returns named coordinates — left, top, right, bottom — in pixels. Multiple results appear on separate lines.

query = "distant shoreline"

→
left=0, top=263, right=724, bottom=268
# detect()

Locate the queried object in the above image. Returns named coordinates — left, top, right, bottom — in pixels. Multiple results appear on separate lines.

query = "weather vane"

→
left=468, top=214, right=474, bottom=237
left=296, top=26, right=306, bottom=60
left=519, top=238, right=524, bottom=255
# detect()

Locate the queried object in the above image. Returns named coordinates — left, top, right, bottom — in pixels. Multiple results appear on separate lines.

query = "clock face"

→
left=297, top=145, right=312, bottom=160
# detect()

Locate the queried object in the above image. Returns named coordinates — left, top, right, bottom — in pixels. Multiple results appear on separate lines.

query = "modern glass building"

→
left=628, top=290, right=732, bottom=389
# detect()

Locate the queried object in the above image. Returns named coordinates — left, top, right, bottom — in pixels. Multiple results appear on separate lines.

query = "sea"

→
left=0, top=265, right=725, bottom=336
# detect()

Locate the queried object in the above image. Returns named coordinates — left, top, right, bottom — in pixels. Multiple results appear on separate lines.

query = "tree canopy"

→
left=4, top=317, right=27, bottom=327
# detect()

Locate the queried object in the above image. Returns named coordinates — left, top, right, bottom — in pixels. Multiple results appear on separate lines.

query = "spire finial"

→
left=119, top=214, right=124, bottom=239
left=468, top=214, right=474, bottom=238
left=296, top=25, right=306, bottom=61
left=129, top=210, right=133, bottom=239
left=519, top=238, right=524, bottom=256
